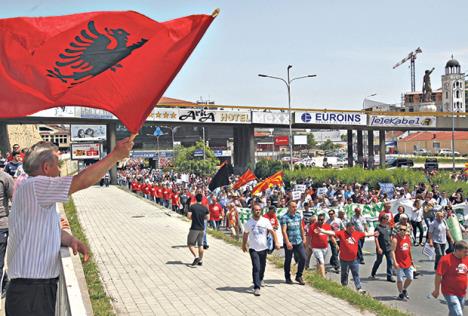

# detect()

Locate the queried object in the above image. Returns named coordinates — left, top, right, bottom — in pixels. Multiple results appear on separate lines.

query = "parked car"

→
left=438, top=149, right=461, bottom=157
left=424, top=158, right=439, bottom=172
left=323, top=157, right=345, bottom=168
left=295, top=157, right=317, bottom=167
left=413, top=148, right=428, bottom=156
left=386, top=157, right=414, bottom=168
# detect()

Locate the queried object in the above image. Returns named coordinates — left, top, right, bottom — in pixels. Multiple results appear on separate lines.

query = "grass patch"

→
left=63, top=199, right=115, bottom=316
left=208, top=228, right=409, bottom=316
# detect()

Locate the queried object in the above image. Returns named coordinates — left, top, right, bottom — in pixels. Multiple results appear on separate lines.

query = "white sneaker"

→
left=254, top=288, right=261, bottom=296
left=358, top=289, right=367, bottom=295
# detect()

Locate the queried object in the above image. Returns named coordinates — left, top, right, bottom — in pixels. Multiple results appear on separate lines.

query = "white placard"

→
left=292, top=191, right=302, bottom=200
left=294, top=135, right=307, bottom=145
left=317, top=187, right=328, bottom=196
left=294, top=184, right=307, bottom=192
left=295, top=112, right=366, bottom=126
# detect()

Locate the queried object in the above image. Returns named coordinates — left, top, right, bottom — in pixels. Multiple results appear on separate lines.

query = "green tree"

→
left=173, top=141, right=218, bottom=176
left=318, top=139, right=340, bottom=151
left=307, top=134, right=317, bottom=148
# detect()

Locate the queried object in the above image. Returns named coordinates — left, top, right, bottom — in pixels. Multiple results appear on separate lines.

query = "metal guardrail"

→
left=55, top=247, right=90, bottom=316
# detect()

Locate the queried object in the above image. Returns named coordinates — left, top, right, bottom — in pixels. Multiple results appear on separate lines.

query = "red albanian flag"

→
left=0, top=10, right=217, bottom=133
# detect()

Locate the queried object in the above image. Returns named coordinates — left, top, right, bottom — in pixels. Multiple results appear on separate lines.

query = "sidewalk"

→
left=73, top=186, right=372, bottom=315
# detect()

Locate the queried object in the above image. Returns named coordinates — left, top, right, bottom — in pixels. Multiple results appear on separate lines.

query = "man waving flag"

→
left=0, top=10, right=218, bottom=133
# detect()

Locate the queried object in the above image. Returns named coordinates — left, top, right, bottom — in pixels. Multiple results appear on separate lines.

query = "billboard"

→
left=252, top=111, right=289, bottom=125
left=70, top=125, right=107, bottom=142
left=148, top=108, right=250, bottom=124
left=369, top=115, right=436, bottom=127
left=295, top=112, right=366, bottom=126
left=274, top=136, right=289, bottom=146
left=71, top=143, right=101, bottom=160
left=294, top=135, right=307, bottom=145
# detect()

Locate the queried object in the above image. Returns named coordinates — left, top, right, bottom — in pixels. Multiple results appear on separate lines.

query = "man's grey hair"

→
left=23, top=141, right=59, bottom=176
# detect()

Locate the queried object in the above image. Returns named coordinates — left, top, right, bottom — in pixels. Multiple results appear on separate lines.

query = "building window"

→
left=456, top=90, right=460, bottom=98
left=446, top=92, right=448, bottom=98
left=408, top=95, right=414, bottom=103
left=433, top=142, right=440, bottom=151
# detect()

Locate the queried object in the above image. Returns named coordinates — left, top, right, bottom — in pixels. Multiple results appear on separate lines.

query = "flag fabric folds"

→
left=251, top=171, right=284, bottom=196
left=232, top=169, right=256, bottom=190
left=208, top=162, right=233, bottom=191
left=0, top=11, right=216, bottom=132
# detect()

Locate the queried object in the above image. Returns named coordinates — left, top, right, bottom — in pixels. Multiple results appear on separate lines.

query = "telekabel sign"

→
left=369, top=115, right=436, bottom=127
left=295, top=112, right=366, bottom=125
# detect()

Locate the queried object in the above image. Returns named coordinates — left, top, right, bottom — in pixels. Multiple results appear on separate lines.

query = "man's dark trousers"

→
left=284, top=243, right=306, bottom=280
left=249, top=249, right=267, bottom=289
left=6, top=278, right=58, bottom=316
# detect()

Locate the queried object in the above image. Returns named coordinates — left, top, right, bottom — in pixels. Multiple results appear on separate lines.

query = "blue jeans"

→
left=284, top=243, right=306, bottom=280
left=371, top=251, right=393, bottom=279
left=444, top=295, right=465, bottom=316
left=203, top=220, right=208, bottom=247
left=341, top=259, right=361, bottom=290
left=357, top=238, right=365, bottom=262
left=249, top=249, right=267, bottom=289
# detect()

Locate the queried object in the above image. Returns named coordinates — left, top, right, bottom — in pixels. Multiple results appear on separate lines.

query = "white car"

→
left=438, top=149, right=460, bottom=157
left=413, top=148, right=428, bottom=156
left=323, top=157, right=345, bottom=168
left=295, top=157, right=317, bottom=167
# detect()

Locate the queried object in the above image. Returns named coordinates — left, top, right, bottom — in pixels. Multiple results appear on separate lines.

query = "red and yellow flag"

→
left=251, top=171, right=284, bottom=195
left=233, top=169, right=257, bottom=190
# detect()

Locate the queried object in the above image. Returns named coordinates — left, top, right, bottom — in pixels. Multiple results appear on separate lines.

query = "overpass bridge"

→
left=1, top=103, right=467, bottom=177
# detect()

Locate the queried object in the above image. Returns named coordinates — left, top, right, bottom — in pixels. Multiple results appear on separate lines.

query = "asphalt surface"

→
left=323, top=240, right=460, bottom=316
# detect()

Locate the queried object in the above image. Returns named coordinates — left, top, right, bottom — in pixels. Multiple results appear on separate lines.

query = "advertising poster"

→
left=71, top=143, right=101, bottom=160
left=70, top=125, right=107, bottom=142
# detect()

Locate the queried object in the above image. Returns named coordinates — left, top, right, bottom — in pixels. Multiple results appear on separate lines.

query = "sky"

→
left=3, top=1, right=468, bottom=110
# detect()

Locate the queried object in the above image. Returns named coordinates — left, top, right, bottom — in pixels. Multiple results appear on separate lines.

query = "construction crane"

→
left=393, top=47, right=422, bottom=92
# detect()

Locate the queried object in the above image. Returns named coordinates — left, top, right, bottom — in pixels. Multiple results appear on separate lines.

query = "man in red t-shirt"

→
left=208, top=197, right=224, bottom=230
left=156, top=184, right=163, bottom=205
left=307, top=213, right=331, bottom=277
left=391, top=225, right=413, bottom=300
left=130, top=180, right=139, bottom=193
left=171, top=190, right=180, bottom=213
left=320, top=222, right=375, bottom=293
left=432, top=240, right=468, bottom=316
left=162, top=185, right=172, bottom=208
left=150, top=184, right=157, bottom=203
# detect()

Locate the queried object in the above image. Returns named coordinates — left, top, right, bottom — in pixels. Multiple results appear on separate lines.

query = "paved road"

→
left=73, top=187, right=370, bottom=316
left=325, top=238, right=457, bottom=316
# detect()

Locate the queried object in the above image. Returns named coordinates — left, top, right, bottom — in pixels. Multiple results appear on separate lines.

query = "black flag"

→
left=208, top=162, right=233, bottom=191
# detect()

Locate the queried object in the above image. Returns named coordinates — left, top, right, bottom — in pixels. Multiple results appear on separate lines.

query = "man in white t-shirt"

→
left=242, top=203, right=280, bottom=296
left=6, top=137, right=133, bottom=316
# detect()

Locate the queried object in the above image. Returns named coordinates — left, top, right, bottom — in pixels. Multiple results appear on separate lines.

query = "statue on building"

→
left=422, top=67, right=435, bottom=102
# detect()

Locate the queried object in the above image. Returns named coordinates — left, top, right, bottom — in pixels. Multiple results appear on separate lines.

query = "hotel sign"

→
left=148, top=109, right=250, bottom=124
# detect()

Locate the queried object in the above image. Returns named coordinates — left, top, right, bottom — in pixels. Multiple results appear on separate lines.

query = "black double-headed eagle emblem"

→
left=47, top=21, right=148, bottom=86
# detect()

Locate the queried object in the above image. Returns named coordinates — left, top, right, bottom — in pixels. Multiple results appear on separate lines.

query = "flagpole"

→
left=211, top=8, right=220, bottom=17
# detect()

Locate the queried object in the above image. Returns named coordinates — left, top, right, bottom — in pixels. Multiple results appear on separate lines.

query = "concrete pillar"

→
left=379, top=130, right=386, bottom=168
left=0, top=122, right=10, bottom=155
left=233, top=125, right=255, bottom=174
left=357, top=130, right=363, bottom=166
left=367, top=130, right=374, bottom=169
left=347, top=130, right=353, bottom=167
left=107, top=122, right=117, bottom=184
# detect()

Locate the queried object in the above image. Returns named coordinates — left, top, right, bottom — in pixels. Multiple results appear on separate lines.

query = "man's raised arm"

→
left=69, top=136, right=134, bottom=195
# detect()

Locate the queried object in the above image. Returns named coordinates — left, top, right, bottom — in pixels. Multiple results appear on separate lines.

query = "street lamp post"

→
left=362, top=93, right=377, bottom=109
left=259, top=66, right=316, bottom=170
left=452, top=84, right=456, bottom=172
